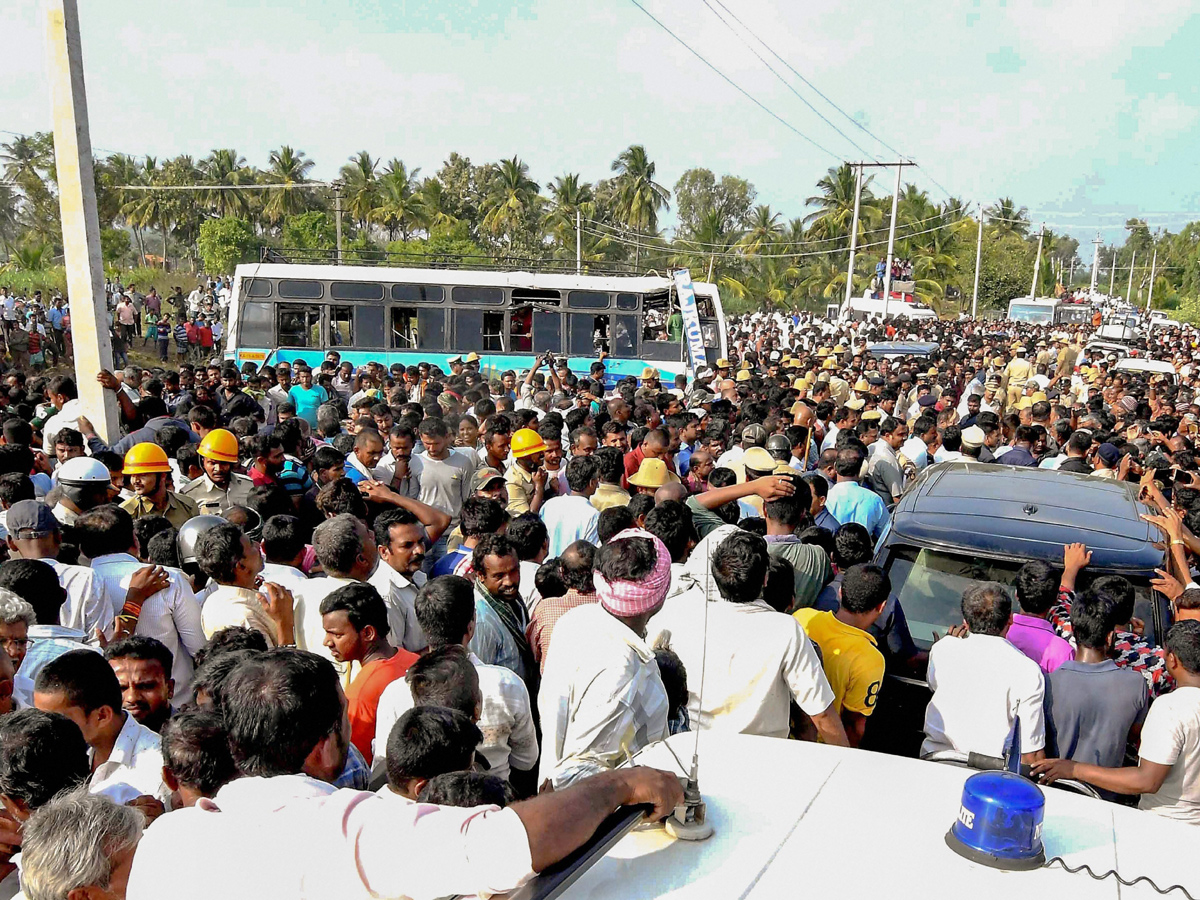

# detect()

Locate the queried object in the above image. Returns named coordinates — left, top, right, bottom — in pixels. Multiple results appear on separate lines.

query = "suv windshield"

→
left=886, top=545, right=1160, bottom=649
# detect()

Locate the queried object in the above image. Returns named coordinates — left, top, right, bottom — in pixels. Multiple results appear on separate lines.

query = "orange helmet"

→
left=123, top=442, right=171, bottom=476
left=510, top=428, right=546, bottom=459
left=197, top=428, right=240, bottom=464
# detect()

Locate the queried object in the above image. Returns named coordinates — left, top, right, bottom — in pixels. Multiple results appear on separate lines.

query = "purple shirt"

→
left=1007, top=614, right=1073, bottom=673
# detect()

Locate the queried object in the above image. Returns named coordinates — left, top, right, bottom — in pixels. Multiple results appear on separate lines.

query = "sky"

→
left=4, top=0, right=1200, bottom=263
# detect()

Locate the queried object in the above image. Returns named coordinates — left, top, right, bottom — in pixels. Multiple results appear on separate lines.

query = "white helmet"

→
left=176, top=515, right=227, bottom=565
left=56, top=457, right=112, bottom=486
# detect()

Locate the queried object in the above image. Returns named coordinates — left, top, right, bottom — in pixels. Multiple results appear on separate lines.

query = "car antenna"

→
left=664, top=530, right=714, bottom=842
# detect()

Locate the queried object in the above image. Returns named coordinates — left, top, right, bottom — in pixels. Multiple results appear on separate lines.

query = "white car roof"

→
left=1112, top=358, right=1177, bottom=375
left=561, top=734, right=1197, bottom=900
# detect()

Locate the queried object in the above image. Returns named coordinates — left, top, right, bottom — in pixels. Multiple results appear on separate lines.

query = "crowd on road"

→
left=0, top=277, right=1197, bottom=898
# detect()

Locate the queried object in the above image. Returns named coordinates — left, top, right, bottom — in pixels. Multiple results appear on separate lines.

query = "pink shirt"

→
left=1007, top=614, right=1074, bottom=674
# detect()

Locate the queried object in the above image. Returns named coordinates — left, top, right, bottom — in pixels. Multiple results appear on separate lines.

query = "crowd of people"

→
left=0, top=280, right=1196, bottom=898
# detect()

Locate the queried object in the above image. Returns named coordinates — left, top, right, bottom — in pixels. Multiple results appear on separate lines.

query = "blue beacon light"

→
left=944, top=717, right=1046, bottom=871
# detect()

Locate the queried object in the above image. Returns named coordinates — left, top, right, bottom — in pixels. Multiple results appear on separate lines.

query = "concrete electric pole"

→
left=45, top=0, right=120, bottom=443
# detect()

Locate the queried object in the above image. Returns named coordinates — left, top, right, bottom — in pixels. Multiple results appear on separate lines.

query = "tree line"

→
left=3, top=132, right=1199, bottom=318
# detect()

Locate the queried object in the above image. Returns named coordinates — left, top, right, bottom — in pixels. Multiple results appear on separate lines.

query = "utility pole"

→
left=1126, top=249, right=1136, bottom=304
left=1090, top=232, right=1102, bottom=293
left=1146, top=247, right=1158, bottom=313
left=843, top=163, right=864, bottom=308
left=575, top=208, right=582, bottom=275
left=45, top=0, right=119, bottom=443
left=1108, top=249, right=1116, bottom=296
left=881, top=162, right=912, bottom=319
left=333, top=184, right=343, bottom=264
left=971, top=201, right=983, bottom=319
left=1030, top=224, right=1045, bottom=299
left=1069, top=257, right=1075, bottom=287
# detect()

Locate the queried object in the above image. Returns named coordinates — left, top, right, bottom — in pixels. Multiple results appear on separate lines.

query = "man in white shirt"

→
left=40, top=375, right=86, bottom=456
left=5, top=500, right=113, bottom=639
left=32, top=649, right=171, bottom=807
left=539, top=528, right=674, bottom=788
left=373, top=574, right=538, bottom=790
left=649, top=530, right=848, bottom=744
left=75, top=505, right=206, bottom=704
left=367, top=509, right=433, bottom=654
left=538, top=456, right=601, bottom=557
left=922, top=582, right=1046, bottom=762
left=125, top=646, right=683, bottom=900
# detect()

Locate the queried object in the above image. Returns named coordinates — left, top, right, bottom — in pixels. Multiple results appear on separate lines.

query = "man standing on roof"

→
left=179, top=429, right=253, bottom=516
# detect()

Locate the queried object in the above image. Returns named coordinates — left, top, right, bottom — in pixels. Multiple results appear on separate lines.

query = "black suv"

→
left=862, top=461, right=1170, bottom=757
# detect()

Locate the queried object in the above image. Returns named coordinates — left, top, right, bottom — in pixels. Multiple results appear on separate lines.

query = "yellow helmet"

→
left=122, top=442, right=171, bottom=475
left=510, top=428, right=546, bottom=459
left=197, top=428, right=240, bottom=464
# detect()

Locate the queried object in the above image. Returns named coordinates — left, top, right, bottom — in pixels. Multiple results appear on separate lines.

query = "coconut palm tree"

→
left=985, top=197, right=1030, bottom=238
left=480, top=156, right=542, bottom=250
left=803, top=163, right=880, bottom=247
left=544, top=173, right=595, bottom=255
left=739, top=205, right=783, bottom=256
left=417, top=179, right=459, bottom=232
left=200, top=149, right=252, bottom=219
left=371, top=160, right=425, bottom=242
left=339, top=151, right=380, bottom=232
left=121, top=156, right=168, bottom=266
left=263, top=146, right=316, bottom=227
left=610, top=145, right=670, bottom=266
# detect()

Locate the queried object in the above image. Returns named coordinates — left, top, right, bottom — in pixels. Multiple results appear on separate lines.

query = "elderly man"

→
left=538, top=528, right=674, bottom=787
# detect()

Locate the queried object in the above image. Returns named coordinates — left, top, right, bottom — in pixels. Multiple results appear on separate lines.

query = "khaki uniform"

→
left=1003, top=358, right=1033, bottom=410
left=179, top=472, right=254, bottom=516
left=505, top=463, right=536, bottom=516
left=121, top=491, right=200, bottom=530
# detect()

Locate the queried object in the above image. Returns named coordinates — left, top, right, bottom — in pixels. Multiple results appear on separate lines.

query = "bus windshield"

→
left=1008, top=302, right=1054, bottom=324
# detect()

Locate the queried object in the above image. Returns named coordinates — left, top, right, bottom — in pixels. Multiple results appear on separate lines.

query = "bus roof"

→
left=232, top=262, right=719, bottom=296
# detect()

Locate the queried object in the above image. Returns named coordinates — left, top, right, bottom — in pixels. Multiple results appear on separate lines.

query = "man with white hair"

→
left=20, top=787, right=143, bottom=900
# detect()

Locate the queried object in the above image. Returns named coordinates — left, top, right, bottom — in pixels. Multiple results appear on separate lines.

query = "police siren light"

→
left=944, top=716, right=1046, bottom=871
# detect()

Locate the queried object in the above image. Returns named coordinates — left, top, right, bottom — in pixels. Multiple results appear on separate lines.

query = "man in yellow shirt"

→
left=1003, top=346, right=1033, bottom=412
left=794, top=563, right=888, bottom=747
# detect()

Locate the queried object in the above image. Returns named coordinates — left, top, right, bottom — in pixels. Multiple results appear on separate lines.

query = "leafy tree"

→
left=197, top=217, right=260, bottom=272
left=100, top=227, right=131, bottom=265
left=673, top=169, right=754, bottom=241
left=339, top=151, right=380, bottom=231
left=282, top=211, right=336, bottom=250
left=480, top=156, right=543, bottom=250
left=985, top=198, right=1030, bottom=238
left=371, top=160, right=424, bottom=241
left=262, top=146, right=316, bottom=227
left=977, top=234, right=1033, bottom=310
left=201, top=149, right=253, bottom=220
left=804, top=164, right=880, bottom=248
left=611, top=145, right=670, bottom=265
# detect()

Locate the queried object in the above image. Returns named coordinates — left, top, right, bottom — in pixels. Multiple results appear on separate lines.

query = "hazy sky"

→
left=5, top=0, right=1200, bottom=258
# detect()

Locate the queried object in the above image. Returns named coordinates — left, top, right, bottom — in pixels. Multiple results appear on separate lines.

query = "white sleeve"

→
left=505, top=677, right=539, bottom=772
left=784, top=620, right=835, bottom=716
left=1017, top=666, right=1046, bottom=752
left=1139, top=695, right=1185, bottom=766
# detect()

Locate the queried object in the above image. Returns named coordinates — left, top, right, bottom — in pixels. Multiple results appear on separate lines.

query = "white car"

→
left=1112, top=357, right=1178, bottom=383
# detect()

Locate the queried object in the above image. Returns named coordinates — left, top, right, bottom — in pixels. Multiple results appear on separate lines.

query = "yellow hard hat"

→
left=510, top=428, right=547, bottom=459
left=816, top=347, right=831, bottom=358
left=854, top=379, right=870, bottom=392
left=833, top=344, right=846, bottom=353
left=197, top=428, right=240, bottom=464
left=123, top=442, right=171, bottom=475
left=823, top=358, right=838, bottom=370
left=628, top=458, right=680, bottom=488
left=736, top=369, right=752, bottom=382
left=1031, top=391, right=1048, bottom=404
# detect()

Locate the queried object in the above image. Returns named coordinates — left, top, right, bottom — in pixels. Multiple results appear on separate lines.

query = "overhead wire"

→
left=625, top=0, right=842, bottom=160
left=698, top=0, right=880, bottom=162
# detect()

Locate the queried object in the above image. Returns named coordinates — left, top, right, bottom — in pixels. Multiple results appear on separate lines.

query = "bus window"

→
left=392, top=284, right=445, bottom=303
left=331, top=281, right=384, bottom=302
left=356, top=305, right=385, bottom=348
left=533, top=310, right=562, bottom=354
left=277, top=305, right=319, bottom=347
left=510, top=306, right=533, bottom=353
left=695, top=294, right=715, bottom=317
left=329, top=306, right=353, bottom=347
left=278, top=280, right=323, bottom=300
left=239, top=300, right=274, bottom=346
left=569, top=313, right=607, bottom=356
left=614, top=315, right=638, bottom=357
left=453, top=286, right=503, bottom=305
left=244, top=278, right=272, bottom=298
left=642, top=291, right=673, bottom=343
left=455, top=309, right=504, bottom=352
left=615, top=292, right=639, bottom=311
left=568, top=291, right=608, bottom=309
left=392, top=308, right=446, bottom=350
left=701, top=322, right=719, bottom=348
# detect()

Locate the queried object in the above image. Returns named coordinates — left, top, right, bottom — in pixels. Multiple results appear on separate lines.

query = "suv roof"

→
left=866, top=341, right=941, bottom=359
left=889, top=462, right=1160, bottom=573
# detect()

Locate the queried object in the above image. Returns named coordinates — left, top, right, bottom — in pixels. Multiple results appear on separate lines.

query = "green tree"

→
left=263, top=146, right=316, bottom=227
left=371, top=160, right=424, bottom=241
left=673, top=168, right=754, bottom=241
left=480, top=156, right=543, bottom=250
left=977, top=234, right=1034, bottom=310
left=200, top=149, right=252, bottom=220
left=985, top=198, right=1030, bottom=238
left=197, top=217, right=260, bottom=272
left=100, top=227, right=131, bottom=265
left=804, top=164, right=880, bottom=248
left=611, top=145, right=670, bottom=265
left=339, top=151, right=380, bottom=232
left=282, top=211, right=336, bottom=250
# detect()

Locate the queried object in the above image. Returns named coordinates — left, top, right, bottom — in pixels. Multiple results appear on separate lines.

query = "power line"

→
left=698, top=0, right=879, bottom=162
left=625, top=0, right=841, bottom=160
left=704, top=0, right=905, bottom=160
left=113, top=182, right=333, bottom=191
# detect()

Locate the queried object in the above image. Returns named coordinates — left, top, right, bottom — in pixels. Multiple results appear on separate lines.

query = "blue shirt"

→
left=47, top=308, right=65, bottom=330
left=431, top=547, right=471, bottom=578
left=825, top=481, right=890, bottom=541
left=676, top=443, right=695, bottom=477
left=815, top=507, right=841, bottom=533
left=288, top=384, right=329, bottom=428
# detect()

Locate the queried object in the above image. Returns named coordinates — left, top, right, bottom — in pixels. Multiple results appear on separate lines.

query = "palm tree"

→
left=544, top=173, right=595, bottom=255
left=610, top=145, right=670, bottom=266
left=339, top=151, right=380, bottom=232
left=804, top=163, right=880, bottom=247
left=263, top=146, right=316, bottom=227
left=200, top=149, right=252, bottom=219
left=121, top=156, right=167, bottom=266
left=985, top=197, right=1030, bottom=238
left=371, top=160, right=425, bottom=241
left=0, top=241, right=54, bottom=273
left=161, top=155, right=203, bottom=266
left=480, top=156, right=542, bottom=250
left=739, top=205, right=783, bottom=256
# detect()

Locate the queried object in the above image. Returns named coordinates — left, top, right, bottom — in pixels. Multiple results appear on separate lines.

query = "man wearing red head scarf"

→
left=536, top=528, right=673, bottom=788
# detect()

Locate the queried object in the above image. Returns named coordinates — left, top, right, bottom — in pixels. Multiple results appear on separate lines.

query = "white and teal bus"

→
left=1006, top=296, right=1058, bottom=324
left=223, top=263, right=727, bottom=384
